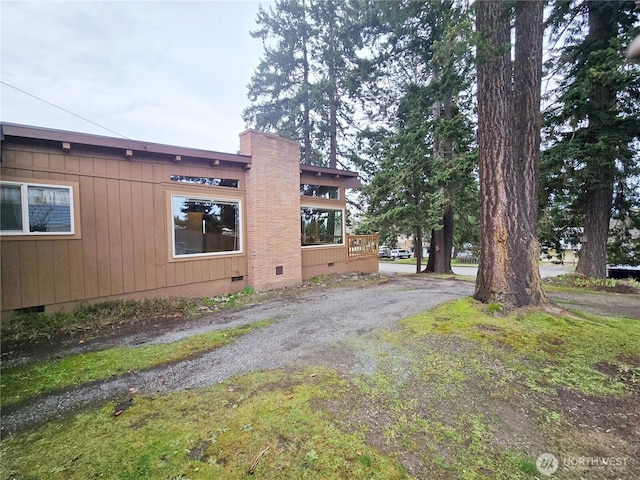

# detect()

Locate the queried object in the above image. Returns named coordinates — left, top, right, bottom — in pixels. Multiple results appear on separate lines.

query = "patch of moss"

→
left=1, top=369, right=408, bottom=480
left=401, top=298, right=640, bottom=395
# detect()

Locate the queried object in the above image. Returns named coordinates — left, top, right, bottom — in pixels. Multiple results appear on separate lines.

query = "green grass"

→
left=401, top=298, right=640, bottom=395
left=341, top=334, right=540, bottom=478
left=2, top=298, right=639, bottom=479
left=1, top=320, right=271, bottom=408
left=1, top=369, right=408, bottom=480
left=340, top=300, right=640, bottom=478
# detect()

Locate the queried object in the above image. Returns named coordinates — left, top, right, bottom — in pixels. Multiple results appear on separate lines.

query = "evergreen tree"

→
left=357, top=0, right=476, bottom=273
left=542, top=0, right=640, bottom=277
left=243, top=0, right=369, bottom=167
left=362, top=85, right=447, bottom=273
left=243, top=0, right=315, bottom=162
left=474, top=0, right=547, bottom=307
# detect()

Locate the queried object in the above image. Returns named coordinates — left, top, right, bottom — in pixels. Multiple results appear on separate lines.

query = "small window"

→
left=170, top=175, right=239, bottom=188
left=172, top=195, right=242, bottom=257
left=301, top=207, right=344, bottom=246
left=300, top=184, right=339, bottom=199
left=1, top=182, right=74, bottom=235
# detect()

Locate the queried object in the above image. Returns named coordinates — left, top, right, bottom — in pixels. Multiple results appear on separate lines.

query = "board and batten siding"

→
left=1, top=140, right=248, bottom=315
left=299, top=173, right=376, bottom=279
left=301, top=246, right=378, bottom=280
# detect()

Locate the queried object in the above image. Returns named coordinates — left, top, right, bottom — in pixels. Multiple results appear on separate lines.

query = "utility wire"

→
left=1, top=80, right=130, bottom=139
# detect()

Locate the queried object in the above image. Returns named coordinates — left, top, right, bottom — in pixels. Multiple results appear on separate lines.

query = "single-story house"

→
left=0, top=123, right=378, bottom=317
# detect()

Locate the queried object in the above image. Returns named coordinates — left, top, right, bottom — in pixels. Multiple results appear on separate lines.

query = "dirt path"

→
left=3, top=275, right=637, bottom=437
left=1, top=274, right=474, bottom=436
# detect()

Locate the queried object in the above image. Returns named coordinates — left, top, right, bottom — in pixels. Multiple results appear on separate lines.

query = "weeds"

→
left=544, top=273, right=640, bottom=294
left=3, top=297, right=199, bottom=346
left=2, top=290, right=262, bottom=347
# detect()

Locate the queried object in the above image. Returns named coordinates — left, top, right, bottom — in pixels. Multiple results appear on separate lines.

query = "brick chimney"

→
left=239, top=130, right=302, bottom=291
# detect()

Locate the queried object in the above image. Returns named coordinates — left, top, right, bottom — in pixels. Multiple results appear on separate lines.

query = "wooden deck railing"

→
left=346, top=234, right=379, bottom=262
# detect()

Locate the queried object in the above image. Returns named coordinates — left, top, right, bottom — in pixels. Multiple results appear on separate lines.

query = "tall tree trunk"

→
left=424, top=203, right=454, bottom=274
left=509, top=0, right=547, bottom=304
left=302, top=2, right=311, bottom=164
left=474, top=0, right=547, bottom=308
left=576, top=179, right=613, bottom=278
left=415, top=226, right=423, bottom=273
left=424, top=71, right=455, bottom=274
left=575, top=1, right=617, bottom=279
left=328, top=5, right=338, bottom=168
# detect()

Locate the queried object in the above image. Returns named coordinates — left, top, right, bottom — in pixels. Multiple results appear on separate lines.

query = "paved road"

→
left=1, top=275, right=474, bottom=436
left=379, top=262, right=572, bottom=278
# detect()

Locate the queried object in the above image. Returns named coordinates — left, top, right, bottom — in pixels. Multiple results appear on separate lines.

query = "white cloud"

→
left=1, top=0, right=268, bottom=153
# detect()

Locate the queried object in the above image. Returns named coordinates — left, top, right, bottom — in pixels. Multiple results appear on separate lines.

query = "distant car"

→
left=390, top=249, right=411, bottom=260
left=378, top=246, right=391, bottom=258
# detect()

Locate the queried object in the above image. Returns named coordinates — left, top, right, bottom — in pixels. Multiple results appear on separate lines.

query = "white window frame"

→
left=171, top=194, right=243, bottom=259
left=300, top=205, right=346, bottom=248
left=0, top=181, right=75, bottom=236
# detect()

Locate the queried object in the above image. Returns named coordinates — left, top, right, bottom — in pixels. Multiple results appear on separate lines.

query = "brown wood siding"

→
left=19, top=241, right=38, bottom=306
left=1, top=242, right=21, bottom=309
left=52, top=240, right=71, bottom=303
left=301, top=242, right=378, bottom=280
left=1, top=141, right=248, bottom=314
left=36, top=240, right=56, bottom=306
left=80, top=175, right=99, bottom=299
left=130, top=182, right=146, bottom=291
left=301, top=255, right=378, bottom=280
left=301, top=246, right=347, bottom=268
left=119, top=179, right=136, bottom=293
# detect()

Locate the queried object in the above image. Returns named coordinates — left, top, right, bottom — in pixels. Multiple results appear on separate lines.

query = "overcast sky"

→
left=1, top=0, right=269, bottom=154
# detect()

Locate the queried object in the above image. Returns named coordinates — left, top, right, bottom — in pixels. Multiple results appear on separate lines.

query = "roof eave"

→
left=0, top=122, right=251, bottom=167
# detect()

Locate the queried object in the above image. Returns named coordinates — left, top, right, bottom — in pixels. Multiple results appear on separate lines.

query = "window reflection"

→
left=0, top=183, right=73, bottom=234
left=1, top=184, right=22, bottom=231
left=28, top=186, right=71, bottom=232
left=300, top=184, right=339, bottom=199
left=301, top=207, right=343, bottom=246
left=172, top=195, right=241, bottom=256
left=170, top=176, right=239, bottom=188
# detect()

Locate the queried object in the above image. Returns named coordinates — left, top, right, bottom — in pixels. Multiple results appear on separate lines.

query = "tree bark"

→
left=424, top=204, right=453, bottom=274
left=574, top=1, right=617, bottom=279
left=576, top=180, right=612, bottom=278
left=474, top=0, right=547, bottom=308
left=327, top=3, right=338, bottom=168
left=302, top=1, right=312, bottom=164
left=415, top=226, right=423, bottom=273
left=424, top=70, right=455, bottom=275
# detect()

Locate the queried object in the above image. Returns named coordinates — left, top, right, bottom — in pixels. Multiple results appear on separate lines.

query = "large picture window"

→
left=301, top=207, right=343, bottom=246
left=1, top=182, right=74, bottom=235
left=172, top=195, right=241, bottom=257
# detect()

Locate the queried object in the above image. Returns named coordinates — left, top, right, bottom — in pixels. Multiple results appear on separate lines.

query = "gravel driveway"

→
left=1, top=274, right=474, bottom=436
